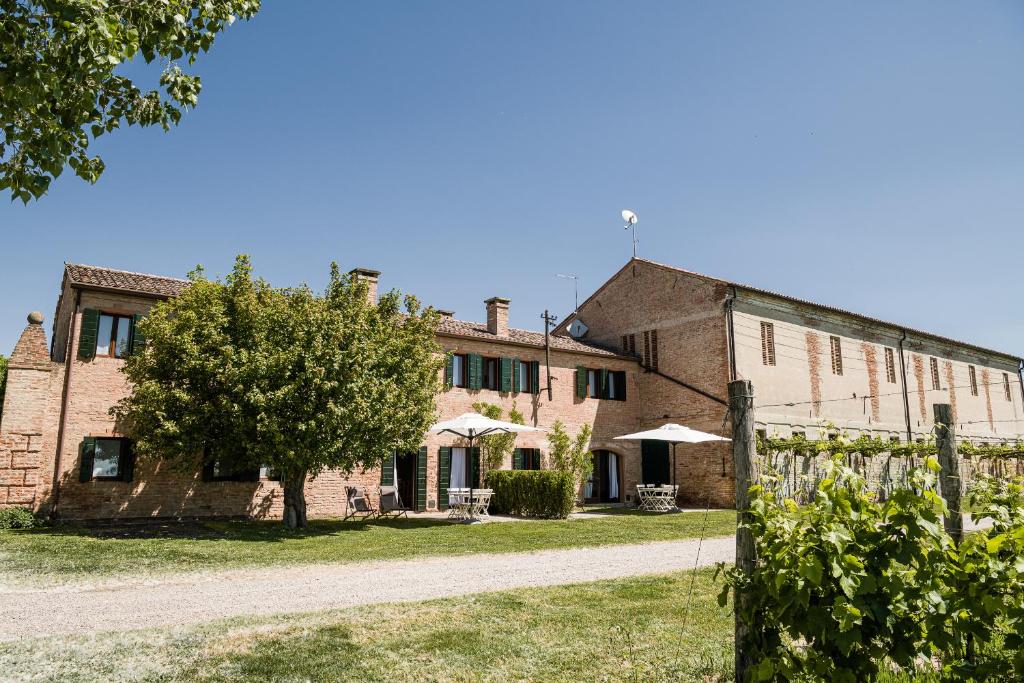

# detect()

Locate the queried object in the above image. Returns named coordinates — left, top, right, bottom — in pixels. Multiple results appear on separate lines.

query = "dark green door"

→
left=641, top=440, right=671, bottom=485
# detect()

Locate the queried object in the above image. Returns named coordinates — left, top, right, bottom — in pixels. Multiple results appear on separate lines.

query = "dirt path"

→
left=0, top=536, right=735, bottom=641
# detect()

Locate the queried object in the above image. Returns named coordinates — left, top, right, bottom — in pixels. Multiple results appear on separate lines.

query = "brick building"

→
left=1, top=258, right=1021, bottom=519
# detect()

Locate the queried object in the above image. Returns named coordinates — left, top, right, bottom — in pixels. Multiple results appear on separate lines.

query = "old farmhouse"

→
left=0, top=258, right=1021, bottom=519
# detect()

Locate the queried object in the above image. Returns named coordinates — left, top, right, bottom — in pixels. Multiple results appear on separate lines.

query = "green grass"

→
left=0, top=569, right=736, bottom=683
left=0, top=507, right=735, bottom=586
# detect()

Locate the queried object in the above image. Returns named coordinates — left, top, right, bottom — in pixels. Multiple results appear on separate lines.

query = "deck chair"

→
left=343, top=486, right=377, bottom=521
left=378, top=485, right=409, bottom=519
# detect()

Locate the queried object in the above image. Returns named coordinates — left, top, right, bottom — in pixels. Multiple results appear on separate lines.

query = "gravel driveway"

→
left=0, top=536, right=734, bottom=641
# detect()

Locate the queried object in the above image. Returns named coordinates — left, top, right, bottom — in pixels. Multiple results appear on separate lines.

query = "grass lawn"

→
left=0, top=507, right=735, bottom=586
left=0, top=569, right=736, bottom=683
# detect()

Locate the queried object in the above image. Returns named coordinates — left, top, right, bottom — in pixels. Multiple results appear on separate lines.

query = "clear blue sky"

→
left=2, top=1, right=1022, bottom=356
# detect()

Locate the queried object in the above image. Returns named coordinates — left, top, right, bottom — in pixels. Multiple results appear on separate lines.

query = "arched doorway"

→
left=585, top=450, right=622, bottom=503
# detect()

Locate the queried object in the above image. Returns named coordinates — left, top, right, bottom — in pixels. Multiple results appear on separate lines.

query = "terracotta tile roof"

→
left=437, top=316, right=628, bottom=358
left=64, top=263, right=189, bottom=298
left=572, top=258, right=1021, bottom=362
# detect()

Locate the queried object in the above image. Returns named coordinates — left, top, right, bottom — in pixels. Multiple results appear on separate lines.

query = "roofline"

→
left=630, top=257, right=1022, bottom=363
left=67, top=263, right=189, bottom=284
left=68, top=282, right=174, bottom=301
left=435, top=329, right=637, bottom=361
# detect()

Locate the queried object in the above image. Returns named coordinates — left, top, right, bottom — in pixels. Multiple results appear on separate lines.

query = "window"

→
left=605, top=370, right=627, bottom=400
left=969, top=365, right=978, bottom=396
left=482, top=357, right=499, bottom=390
left=760, top=321, right=776, bottom=366
left=515, top=448, right=542, bottom=470
left=1005, top=373, right=1013, bottom=402
left=202, top=448, right=260, bottom=482
left=517, top=361, right=533, bottom=394
left=830, top=336, right=843, bottom=376
left=884, top=347, right=896, bottom=384
left=95, top=313, right=134, bottom=358
left=621, top=335, right=628, bottom=352
left=628, top=334, right=636, bottom=354
left=78, top=437, right=134, bottom=482
left=259, top=464, right=281, bottom=481
left=449, top=354, right=467, bottom=387
left=930, top=357, right=941, bottom=390
left=576, top=367, right=627, bottom=401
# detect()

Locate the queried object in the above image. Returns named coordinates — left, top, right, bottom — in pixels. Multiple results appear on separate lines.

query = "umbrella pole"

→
left=466, top=434, right=476, bottom=523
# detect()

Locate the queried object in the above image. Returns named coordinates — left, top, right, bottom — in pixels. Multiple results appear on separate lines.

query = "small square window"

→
left=95, top=313, right=134, bottom=358
left=92, top=439, right=123, bottom=479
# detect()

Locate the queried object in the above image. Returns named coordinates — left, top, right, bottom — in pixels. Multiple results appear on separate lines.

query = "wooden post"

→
left=729, top=379, right=757, bottom=682
left=933, top=403, right=963, bottom=545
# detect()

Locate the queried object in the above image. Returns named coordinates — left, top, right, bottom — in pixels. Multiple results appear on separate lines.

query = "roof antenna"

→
left=621, top=209, right=638, bottom=258
left=556, top=273, right=579, bottom=315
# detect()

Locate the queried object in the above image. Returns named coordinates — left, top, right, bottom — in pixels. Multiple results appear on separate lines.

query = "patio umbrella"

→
left=614, top=423, right=731, bottom=487
left=429, top=412, right=544, bottom=523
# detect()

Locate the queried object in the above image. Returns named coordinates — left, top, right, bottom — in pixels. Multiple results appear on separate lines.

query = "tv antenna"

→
left=556, top=273, right=579, bottom=314
left=621, top=209, right=638, bottom=258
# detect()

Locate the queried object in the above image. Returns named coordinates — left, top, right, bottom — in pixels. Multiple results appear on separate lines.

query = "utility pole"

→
left=729, top=379, right=757, bottom=683
left=541, top=310, right=558, bottom=401
left=934, top=403, right=963, bottom=545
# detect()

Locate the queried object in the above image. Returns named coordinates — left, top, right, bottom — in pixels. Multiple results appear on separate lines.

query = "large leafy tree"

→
left=0, top=0, right=260, bottom=202
left=114, top=256, right=445, bottom=529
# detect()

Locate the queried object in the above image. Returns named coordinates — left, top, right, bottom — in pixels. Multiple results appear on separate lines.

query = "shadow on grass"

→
left=22, top=516, right=459, bottom=542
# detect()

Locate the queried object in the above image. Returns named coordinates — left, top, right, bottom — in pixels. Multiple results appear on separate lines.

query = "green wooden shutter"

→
left=78, top=309, right=99, bottom=360
left=500, top=357, right=512, bottom=393
left=416, top=447, right=428, bottom=512
left=381, top=452, right=395, bottom=486
left=129, top=314, right=146, bottom=356
left=513, top=448, right=523, bottom=470
left=599, top=369, right=609, bottom=399
left=119, top=440, right=135, bottom=482
left=470, top=447, right=481, bottom=487
left=512, top=358, right=521, bottom=393
left=468, top=354, right=483, bottom=390
left=531, top=361, right=540, bottom=395
left=445, top=354, right=454, bottom=385
left=575, top=366, right=588, bottom=399
left=78, top=437, right=96, bottom=482
left=438, top=447, right=451, bottom=510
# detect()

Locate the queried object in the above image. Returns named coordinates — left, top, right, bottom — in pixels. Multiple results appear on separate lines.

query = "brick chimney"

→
left=436, top=309, right=454, bottom=320
left=485, top=297, right=510, bottom=336
left=348, top=268, right=380, bottom=305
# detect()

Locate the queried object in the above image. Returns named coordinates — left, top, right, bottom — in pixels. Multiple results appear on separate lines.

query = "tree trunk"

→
left=282, top=469, right=308, bottom=529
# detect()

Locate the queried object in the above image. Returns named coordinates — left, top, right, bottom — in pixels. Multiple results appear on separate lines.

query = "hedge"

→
left=0, top=506, right=41, bottom=529
left=485, top=470, right=575, bottom=519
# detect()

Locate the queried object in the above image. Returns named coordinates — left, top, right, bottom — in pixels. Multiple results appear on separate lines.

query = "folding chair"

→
left=378, top=485, right=409, bottom=519
left=343, top=485, right=377, bottom=521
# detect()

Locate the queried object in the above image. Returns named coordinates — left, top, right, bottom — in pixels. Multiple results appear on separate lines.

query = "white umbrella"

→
left=429, top=412, right=544, bottom=522
left=614, top=423, right=730, bottom=487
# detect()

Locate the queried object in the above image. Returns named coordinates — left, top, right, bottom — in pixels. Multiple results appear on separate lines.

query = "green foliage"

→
left=547, top=420, right=593, bottom=487
left=759, top=432, right=1024, bottom=460
left=721, top=457, right=1024, bottom=682
left=113, top=255, right=445, bottom=528
left=0, top=506, right=41, bottom=529
left=485, top=470, right=576, bottom=519
left=471, top=401, right=524, bottom=470
left=0, top=0, right=261, bottom=202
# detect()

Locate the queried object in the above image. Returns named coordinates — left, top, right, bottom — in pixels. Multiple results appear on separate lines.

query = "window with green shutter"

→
left=513, top=448, right=523, bottom=470
left=575, top=365, right=588, bottom=399
left=531, top=361, right=540, bottom=395
left=468, top=354, right=483, bottom=390
left=380, top=452, right=395, bottom=486
left=511, top=358, right=521, bottom=393
left=78, top=309, right=99, bottom=360
left=79, top=437, right=134, bottom=482
left=445, top=354, right=455, bottom=386
left=438, top=447, right=451, bottom=510
left=416, top=447, right=428, bottom=512
left=78, top=437, right=96, bottom=481
left=499, top=357, right=512, bottom=393
left=129, top=314, right=146, bottom=355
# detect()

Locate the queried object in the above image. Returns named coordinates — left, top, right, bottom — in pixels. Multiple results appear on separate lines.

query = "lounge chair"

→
left=343, top=486, right=377, bottom=521
left=378, top=485, right=409, bottom=519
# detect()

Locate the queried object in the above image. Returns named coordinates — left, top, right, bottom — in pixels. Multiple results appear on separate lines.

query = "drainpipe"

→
left=898, top=329, right=913, bottom=443
left=1018, top=360, right=1024, bottom=411
left=725, top=287, right=737, bottom=382
left=50, top=289, right=81, bottom=520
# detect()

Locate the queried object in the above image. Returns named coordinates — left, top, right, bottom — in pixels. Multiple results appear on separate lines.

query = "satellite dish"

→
left=568, top=318, right=589, bottom=339
left=621, top=209, right=637, bottom=226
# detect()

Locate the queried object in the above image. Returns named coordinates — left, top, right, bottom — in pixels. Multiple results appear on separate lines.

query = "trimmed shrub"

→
left=0, top=506, right=41, bottom=530
left=486, top=470, right=575, bottom=519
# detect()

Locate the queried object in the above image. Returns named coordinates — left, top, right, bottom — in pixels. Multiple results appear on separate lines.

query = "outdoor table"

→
left=636, top=485, right=678, bottom=512
left=447, top=489, right=493, bottom=520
